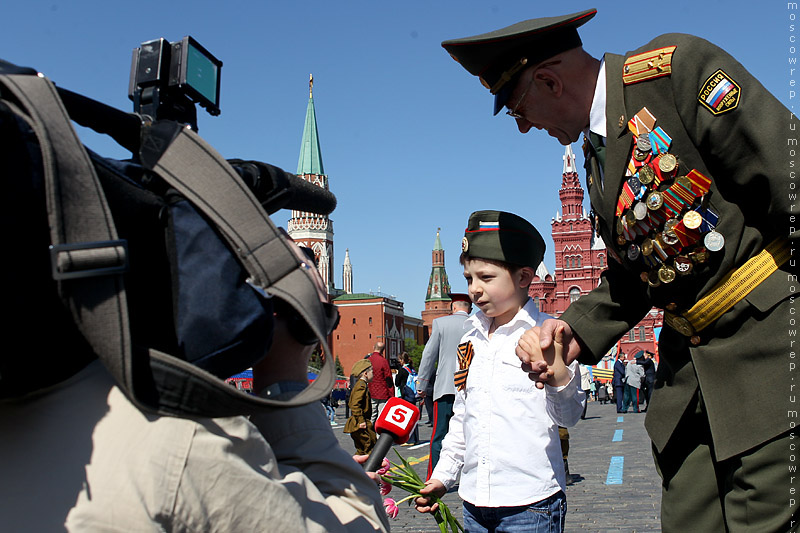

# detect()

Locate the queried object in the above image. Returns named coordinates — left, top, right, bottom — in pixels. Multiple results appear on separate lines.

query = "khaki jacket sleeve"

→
left=249, top=400, right=390, bottom=532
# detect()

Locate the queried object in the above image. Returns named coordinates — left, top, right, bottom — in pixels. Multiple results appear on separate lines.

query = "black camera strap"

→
left=1, top=71, right=334, bottom=416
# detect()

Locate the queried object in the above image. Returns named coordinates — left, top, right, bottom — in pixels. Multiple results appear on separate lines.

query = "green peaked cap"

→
left=462, top=210, right=545, bottom=269
left=442, top=8, right=597, bottom=115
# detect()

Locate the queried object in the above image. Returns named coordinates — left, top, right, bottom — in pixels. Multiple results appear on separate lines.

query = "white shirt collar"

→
left=465, top=297, right=544, bottom=337
left=588, top=58, right=607, bottom=138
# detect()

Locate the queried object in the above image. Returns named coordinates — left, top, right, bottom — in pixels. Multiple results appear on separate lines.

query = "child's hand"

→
left=517, top=322, right=571, bottom=388
left=546, top=325, right=571, bottom=387
left=414, top=479, right=446, bottom=514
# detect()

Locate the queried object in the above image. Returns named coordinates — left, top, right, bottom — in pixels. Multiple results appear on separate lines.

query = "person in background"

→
left=638, top=351, right=657, bottom=412
left=367, top=341, right=393, bottom=424
left=622, top=358, right=644, bottom=414
left=611, top=352, right=626, bottom=413
left=395, top=352, right=422, bottom=446
left=416, top=293, right=472, bottom=478
left=344, top=359, right=377, bottom=456
left=579, top=363, right=591, bottom=420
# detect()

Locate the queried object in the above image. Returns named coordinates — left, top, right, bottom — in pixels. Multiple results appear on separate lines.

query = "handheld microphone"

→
left=363, top=397, right=421, bottom=472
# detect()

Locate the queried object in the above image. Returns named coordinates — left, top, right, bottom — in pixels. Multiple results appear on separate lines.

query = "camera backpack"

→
left=0, top=61, right=335, bottom=416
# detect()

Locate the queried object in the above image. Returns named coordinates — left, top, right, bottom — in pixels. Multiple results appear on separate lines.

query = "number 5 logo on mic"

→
left=375, top=397, right=420, bottom=437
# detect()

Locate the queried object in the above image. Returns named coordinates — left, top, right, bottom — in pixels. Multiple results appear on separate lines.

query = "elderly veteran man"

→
left=442, top=8, right=797, bottom=532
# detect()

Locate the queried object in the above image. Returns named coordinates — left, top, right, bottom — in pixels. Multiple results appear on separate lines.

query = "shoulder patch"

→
left=623, top=46, right=677, bottom=85
left=698, top=69, right=740, bottom=115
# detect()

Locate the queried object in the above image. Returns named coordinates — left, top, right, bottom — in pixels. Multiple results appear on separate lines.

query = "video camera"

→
left=0, top=36, right=339, bottom=415
left=129, top=36, right=222, bottom=130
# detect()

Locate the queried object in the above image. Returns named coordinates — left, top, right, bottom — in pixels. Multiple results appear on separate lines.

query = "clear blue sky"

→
left=2, top=1, right=790, bottom=317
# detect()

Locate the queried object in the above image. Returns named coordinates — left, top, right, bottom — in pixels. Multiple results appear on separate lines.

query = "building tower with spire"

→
left=421, top=228, right=452, bottom=331
left=288, top=74, right=336, bottom=295
left=530, top=145, right=606, bottom=315
left=529, top=144, right=662, bottom=358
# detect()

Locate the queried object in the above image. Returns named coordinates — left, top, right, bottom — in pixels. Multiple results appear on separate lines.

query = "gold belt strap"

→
left=665, top=237, right=791, bottom=337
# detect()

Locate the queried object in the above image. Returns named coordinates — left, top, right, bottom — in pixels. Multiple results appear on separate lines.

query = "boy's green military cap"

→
left=461, top=210, right=545, bottom=270
left=351, top=359, right=372, bottom=377
left=441, top=8, right=596, bottom=115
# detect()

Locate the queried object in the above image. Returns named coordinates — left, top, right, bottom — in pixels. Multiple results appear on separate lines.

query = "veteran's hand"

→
left=516, top=319, right=582, bottom=389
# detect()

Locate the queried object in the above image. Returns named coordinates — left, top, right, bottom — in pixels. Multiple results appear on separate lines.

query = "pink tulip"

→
left=383, top=497, right=399, bottom=519
left=376, top=459, right=390, bottom=476
left=379, top=480, right=392, bottom=496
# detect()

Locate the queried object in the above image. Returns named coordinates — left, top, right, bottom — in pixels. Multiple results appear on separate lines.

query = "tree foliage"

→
left=404, top=337, right=424, bottom=370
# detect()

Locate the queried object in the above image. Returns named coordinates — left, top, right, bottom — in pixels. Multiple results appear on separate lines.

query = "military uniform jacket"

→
left=562, top=33, right=797, bottom=460
left=344, top=379, right=372, bottom=434
left=417, top=311, right=470, bottom=401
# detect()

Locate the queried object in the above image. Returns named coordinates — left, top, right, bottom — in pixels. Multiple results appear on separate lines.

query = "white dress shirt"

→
left=588, top=58, right=607, bottom=138
left=431, top=298, right=586, bottom=507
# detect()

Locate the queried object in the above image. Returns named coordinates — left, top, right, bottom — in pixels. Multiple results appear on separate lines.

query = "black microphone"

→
left=364, top=397, right=421, bottom=472
left=228, top=159, right=337, bottom=216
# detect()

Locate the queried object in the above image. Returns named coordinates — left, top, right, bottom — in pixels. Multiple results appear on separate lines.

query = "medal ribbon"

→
left=686, top=169, right=712, bottom=196
left=616, top=181, right=636, bottom=216
left=672, top=220, right=702, bottom=248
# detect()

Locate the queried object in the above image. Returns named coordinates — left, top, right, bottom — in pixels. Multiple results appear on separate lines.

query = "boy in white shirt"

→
left=414, top=210, right=585, bottom=532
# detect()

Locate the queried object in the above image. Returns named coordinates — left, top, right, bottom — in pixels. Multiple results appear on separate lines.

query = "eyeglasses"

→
left=504, top=60, right=561, bottom=119
left=505, top=78, right=534, bottom=119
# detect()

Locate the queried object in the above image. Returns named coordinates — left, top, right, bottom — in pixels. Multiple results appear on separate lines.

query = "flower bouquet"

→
left=380, top=450, right=463, bottom=532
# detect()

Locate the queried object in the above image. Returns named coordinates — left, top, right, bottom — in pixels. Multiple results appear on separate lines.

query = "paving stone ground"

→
left=332, top=398, right=662, bottom=532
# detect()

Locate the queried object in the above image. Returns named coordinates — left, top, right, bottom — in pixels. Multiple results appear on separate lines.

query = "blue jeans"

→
left=463, top=491, right=566, bottom=532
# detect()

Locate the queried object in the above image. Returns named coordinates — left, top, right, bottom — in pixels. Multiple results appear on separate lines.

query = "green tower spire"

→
left=296, top=74, right=325, bottom=175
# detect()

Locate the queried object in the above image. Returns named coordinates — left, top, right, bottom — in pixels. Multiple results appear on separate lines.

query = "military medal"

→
left=638, top=165, right=655, bottom=185
left=662, top=230, right=679, bottom=246
left=658, top=153, right=677, bottom=174
left=658, top=264, right=677, bottom=283
left=674, top=255, right=693, bottom=275
left=628, top=243, right=641, bottom=261
left=637, top=135, right=652, bottom=153
left=647, top=269, right=662, bottom=287
left=646, top=191, right=664, bottom=210
left=690, top=247, right=710, bottom=263
left=641, top=238, right=654, bottom=256
left=633, top=201, right=648, bottom=220
left=704, top=230, right=725, bottom=251
left=683, top=210, right=702, bottom=229
left=660, top=218, right=678, bottom=245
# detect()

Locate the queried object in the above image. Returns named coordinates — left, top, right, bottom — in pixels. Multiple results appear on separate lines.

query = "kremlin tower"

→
left=421, top=229, right=453, bottom=331
left=287, top=74, right=336, bottom=295
left=529, top=145, right=662, bottom=358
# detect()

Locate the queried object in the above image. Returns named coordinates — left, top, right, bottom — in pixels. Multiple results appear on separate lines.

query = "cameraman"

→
left=0, top=307, right=390, bottom=532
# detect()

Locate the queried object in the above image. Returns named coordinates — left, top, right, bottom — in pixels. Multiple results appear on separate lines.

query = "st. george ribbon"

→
left=363, top=397, right=421, bottom=472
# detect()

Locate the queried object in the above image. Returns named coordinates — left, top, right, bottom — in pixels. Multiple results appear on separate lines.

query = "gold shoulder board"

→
left=623, top=46, right=677, bottom=85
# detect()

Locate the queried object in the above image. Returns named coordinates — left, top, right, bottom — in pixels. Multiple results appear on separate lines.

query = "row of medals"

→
left=615, top=126, right=724, bottom=287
